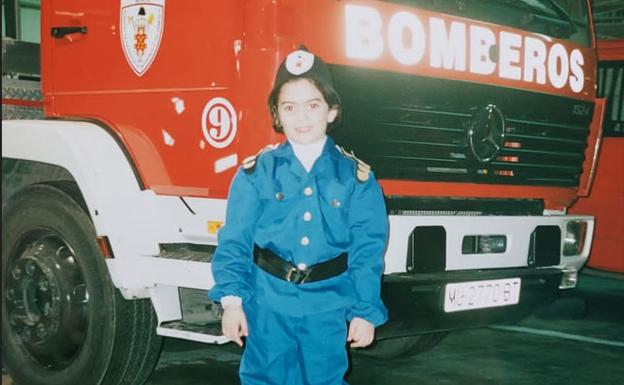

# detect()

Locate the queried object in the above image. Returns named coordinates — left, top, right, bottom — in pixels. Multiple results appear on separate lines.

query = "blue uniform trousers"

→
left=240, top=303, right=349, bottom=385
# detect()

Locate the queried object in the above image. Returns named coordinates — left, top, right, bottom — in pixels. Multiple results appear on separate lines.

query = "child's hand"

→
left=221, top=304, right=248, bottom=347
left=347, top=317, right=375, bottom=348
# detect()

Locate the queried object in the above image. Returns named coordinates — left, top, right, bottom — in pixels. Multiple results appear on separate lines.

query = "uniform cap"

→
left=273, top=46, right=334, bottom=90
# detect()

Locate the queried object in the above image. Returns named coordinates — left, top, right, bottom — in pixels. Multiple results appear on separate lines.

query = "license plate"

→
left=444, top=278, right=521, bottom=313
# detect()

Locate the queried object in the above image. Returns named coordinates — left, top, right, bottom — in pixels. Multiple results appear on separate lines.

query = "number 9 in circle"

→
left=201, top=97, right=237, bottom=149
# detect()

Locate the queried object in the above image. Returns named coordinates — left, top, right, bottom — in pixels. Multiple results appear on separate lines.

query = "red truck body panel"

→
left=570, top=39, right=624, bottom=273
left=42, top=0, right=598, bottom=208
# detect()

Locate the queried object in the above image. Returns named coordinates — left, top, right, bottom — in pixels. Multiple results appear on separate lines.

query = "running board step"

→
left=157, top=320, right=229, bottom=345
left=158, top=243, right=215, bottom=262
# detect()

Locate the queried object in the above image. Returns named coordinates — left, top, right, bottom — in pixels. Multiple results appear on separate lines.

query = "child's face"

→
left=277, top=78, right=338, bottom=145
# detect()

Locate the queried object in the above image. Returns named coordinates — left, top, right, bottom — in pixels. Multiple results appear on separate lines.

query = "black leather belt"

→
left=253, top=245, right=347, bottom=284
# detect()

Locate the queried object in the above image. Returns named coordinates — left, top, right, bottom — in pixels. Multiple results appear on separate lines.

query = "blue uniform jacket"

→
left=209, top=137, right=389, bottom=327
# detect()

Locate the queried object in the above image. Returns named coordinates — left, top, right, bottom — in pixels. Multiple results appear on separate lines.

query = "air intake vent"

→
left=407, top=226, right=446, bottom=273
left=332, top=65, right=592, bottom=187
left=528, top=226, right=561, bottom=267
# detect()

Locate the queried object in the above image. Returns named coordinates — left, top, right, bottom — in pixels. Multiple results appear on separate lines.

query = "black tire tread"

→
left=2, top=184, right=162, bottom=385
left=102, top=294, right=162, bottom=385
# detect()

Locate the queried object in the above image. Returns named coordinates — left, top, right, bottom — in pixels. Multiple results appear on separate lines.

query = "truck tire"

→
left=2, top=185, right=162, bottom=385
left=355, top=332, right=447, bottom=360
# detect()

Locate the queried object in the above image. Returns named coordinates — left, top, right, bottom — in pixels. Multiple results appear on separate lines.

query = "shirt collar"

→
left=288, top=137, right=327, bottom=172
left=276, top=136, right=336, bottom=157
left=274, top=136, right=338, bottom=177
left=288, top=136, right=327, bottom=156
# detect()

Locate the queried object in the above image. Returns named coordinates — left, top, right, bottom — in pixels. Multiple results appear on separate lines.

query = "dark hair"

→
left=267, top=78, right=342, bottom=133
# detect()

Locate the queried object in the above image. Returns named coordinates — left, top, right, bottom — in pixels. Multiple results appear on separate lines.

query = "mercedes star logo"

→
left=468, top=104, right=506, bottom=163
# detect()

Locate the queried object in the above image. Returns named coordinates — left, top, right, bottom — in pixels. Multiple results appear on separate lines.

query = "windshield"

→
left=383, top=0, right=591, bottom=47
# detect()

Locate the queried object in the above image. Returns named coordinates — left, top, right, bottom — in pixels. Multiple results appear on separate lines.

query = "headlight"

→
left=562, top=221, right=588, bottom=256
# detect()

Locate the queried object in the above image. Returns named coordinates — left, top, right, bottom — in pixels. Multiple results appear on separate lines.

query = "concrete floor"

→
left=3, top=268, right=623, bottom=385
left=147, top=268, right=624, bottom=385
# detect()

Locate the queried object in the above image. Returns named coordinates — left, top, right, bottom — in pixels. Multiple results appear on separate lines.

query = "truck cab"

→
left=2, top=2, right=603, bottom=385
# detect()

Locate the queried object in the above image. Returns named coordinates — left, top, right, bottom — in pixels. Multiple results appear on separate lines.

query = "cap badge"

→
left=285, top=50, right=315, bottom=75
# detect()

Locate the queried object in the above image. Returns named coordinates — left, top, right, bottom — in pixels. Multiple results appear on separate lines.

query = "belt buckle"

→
left=286, top=266, right=310, bottom=284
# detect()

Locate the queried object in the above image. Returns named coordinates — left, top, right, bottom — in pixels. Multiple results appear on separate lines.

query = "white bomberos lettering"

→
left=569, top=49, right=585, bottom=92
left=345, top=5, right=384, bottom=60
left=344, top=4, right=586, bottom=93
left=429, top=18, right=466, bottom=71
left=548, top=43, right=569, bottom=89
left=499, top=31, right=522, bottom=80
left=469, top=25, right=496, bottom=75
left=388, top=11, right=426, bottom=65
left=523, top=36, right=547, bottom=84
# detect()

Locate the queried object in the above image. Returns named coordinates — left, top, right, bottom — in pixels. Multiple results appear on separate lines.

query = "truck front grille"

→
left=331, top=65, right=592, bottom=187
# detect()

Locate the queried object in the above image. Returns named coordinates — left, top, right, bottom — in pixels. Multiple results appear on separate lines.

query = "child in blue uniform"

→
left=209, top=47, right=388, bottom=385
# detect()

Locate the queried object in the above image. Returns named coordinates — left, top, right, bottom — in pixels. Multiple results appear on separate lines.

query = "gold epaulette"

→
left=335, top=145, right=371, bottom=183
left=242, top=143, right=279, bottom=174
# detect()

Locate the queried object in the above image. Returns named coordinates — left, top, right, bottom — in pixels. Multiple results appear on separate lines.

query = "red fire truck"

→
left=2, top=1, right=603, bottom=385
left=570, top=39, right=624, bottom=273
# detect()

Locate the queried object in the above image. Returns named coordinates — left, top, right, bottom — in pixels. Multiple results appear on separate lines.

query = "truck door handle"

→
left=51, top=26, right=87, bottom=39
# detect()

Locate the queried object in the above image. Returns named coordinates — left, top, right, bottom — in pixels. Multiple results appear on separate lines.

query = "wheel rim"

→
left=5, top=228, right=90, bottom=369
